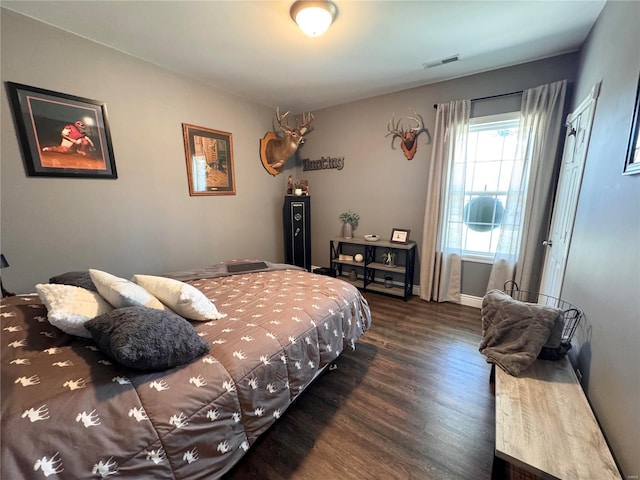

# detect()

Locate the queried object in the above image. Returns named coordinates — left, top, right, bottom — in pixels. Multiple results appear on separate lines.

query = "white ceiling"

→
left=2, top=0, right=606, bottom=112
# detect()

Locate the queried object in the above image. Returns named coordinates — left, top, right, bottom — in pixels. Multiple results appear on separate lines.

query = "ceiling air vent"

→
left=423, top=54, right=460, bottom=69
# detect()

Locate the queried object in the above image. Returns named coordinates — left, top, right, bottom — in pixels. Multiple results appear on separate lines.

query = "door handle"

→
left=542, top=240, right=553, bottom=247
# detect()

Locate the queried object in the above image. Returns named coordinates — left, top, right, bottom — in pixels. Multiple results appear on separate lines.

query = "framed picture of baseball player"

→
left=6, top=82, right=117, bottom=179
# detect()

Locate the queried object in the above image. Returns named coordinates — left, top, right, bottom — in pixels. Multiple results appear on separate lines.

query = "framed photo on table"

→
left=6, top=82, right=117, bottom=179
left=182, top=123, right=236, bottom=196
left=390, top=228, right=410, bottom=244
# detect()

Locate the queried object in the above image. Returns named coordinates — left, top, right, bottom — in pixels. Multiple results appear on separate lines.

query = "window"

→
left=443, top=112, right=522, bottom=262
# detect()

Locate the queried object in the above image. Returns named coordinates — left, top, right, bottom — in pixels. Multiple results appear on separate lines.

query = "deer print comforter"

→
left=1, top=267, right=371, bottom=479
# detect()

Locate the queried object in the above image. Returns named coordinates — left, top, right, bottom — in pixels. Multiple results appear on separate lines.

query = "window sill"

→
left=461, top=254, right=494, bottom=265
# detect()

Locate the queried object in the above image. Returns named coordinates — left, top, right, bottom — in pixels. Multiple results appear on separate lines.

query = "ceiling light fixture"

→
left=290, top=1, right=338, bottom=37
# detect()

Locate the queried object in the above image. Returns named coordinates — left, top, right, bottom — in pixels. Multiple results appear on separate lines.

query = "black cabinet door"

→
left=283, top=196, right=311, bottom=270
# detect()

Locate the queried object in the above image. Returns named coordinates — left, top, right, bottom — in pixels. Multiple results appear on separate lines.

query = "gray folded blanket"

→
left=479, top=289, right=564, bottom=376
left=162, top=260, right=305, bottom=283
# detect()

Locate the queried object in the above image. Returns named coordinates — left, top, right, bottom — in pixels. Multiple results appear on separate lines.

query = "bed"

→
left=1, top=261, right=371, bottom=479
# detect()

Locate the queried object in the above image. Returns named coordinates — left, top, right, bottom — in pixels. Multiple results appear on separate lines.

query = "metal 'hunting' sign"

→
left=302, top=156, right=344, bottom=172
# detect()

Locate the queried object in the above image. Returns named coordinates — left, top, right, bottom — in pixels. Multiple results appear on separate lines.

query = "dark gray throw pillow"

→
left=85, top=306, right=210, bottom=371
left=49, top=271, right=98, bottom=292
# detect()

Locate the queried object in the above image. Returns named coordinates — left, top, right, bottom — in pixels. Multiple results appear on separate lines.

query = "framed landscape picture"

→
left=182, top=123, right=236, bottom=196
left=6, top=82, right=117, bottom=179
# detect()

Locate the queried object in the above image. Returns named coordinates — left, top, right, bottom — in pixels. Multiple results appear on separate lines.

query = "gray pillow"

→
left=85, top=306, right=210, bottom=371
left=49, top=271, right=98, bottom=292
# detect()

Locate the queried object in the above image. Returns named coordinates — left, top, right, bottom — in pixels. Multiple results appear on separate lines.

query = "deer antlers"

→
left=276, top=107, right=314, bottom=136
left=260, top=107, right=315, bottom=176
left=386, top=108, right=429, bottom=160
left=275, top=107, right=292, bottom=133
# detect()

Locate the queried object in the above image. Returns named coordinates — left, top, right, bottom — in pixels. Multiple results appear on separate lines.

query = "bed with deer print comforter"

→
left=1, top=262, right=371, bottom=479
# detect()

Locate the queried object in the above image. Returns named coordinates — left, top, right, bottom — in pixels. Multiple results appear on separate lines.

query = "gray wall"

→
left=562, top=1, right=639, bottom=476
left=1, top=9, right=285, bottom=293
left=295, top=54, right=578, bottom=294
left=2, top=3, right=638, bottom=477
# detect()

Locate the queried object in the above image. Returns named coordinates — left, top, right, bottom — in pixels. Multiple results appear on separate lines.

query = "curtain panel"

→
left=419, top=100, right=470, bottom=302
left=421, top=80, right=567, bottom=303
left=487, top=80, right=567, bottom=293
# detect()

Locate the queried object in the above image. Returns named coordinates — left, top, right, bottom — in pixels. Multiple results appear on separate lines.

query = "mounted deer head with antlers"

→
left=386, top=108, right=430, bottom=160
left=259, top=108, right=314, bottom=176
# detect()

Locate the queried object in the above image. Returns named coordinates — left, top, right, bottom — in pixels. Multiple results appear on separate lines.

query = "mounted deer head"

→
left=259, top=107, right=314, bottom=176
left=386, top=108, right=430, bottom=160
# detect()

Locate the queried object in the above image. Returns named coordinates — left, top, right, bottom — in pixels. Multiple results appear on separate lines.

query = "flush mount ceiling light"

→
left=290, top=1, right=338, bottom=37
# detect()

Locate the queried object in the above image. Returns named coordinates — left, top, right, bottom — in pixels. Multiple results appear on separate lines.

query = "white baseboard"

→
left=412, top=286, right=481, bottom=309
left=460, top=294, right=482, bottom=309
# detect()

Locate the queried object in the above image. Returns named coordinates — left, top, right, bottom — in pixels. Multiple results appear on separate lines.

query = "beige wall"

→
left=562, top=1, right=640, bottom=476
left=1, top=9, right=285, bottom=293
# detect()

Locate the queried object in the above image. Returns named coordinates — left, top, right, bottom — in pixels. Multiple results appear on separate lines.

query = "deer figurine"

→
left=260, top=107, right=314, bottom=176
left=386, top=108, right=430, bottom=160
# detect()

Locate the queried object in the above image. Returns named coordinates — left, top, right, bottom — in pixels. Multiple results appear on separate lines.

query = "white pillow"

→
left=132, top=274, right=226, bottom=321
left=89, top=269, right=166, bottom=310
left=35, top=283, right=113, bottom=338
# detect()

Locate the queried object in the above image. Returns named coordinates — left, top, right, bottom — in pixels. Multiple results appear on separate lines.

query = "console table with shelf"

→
left=330, top=237, right=416, bottom=300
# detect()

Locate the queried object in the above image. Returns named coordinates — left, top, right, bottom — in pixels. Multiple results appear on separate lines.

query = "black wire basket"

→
left=503, top=281, right=583, bottom=360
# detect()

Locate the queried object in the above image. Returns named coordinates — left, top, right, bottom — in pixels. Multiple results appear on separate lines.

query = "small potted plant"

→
left=339, top=210, right=359, bottom=238
left=294, top=182, right=303, bottom=196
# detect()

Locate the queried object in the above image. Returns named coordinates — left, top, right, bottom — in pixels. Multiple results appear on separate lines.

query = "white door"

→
left=539, top=83, right=600, bottom=299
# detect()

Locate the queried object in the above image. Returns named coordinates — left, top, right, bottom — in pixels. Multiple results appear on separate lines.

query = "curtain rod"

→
left=432, top=90, right=523, bottom=109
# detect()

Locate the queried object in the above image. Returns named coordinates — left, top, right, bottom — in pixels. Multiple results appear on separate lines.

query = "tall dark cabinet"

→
left=283, top=195, right=311, bottom=271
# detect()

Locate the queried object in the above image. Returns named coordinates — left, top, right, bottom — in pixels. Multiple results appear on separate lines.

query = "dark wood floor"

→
left=225, top=293, right=495, bottom=480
